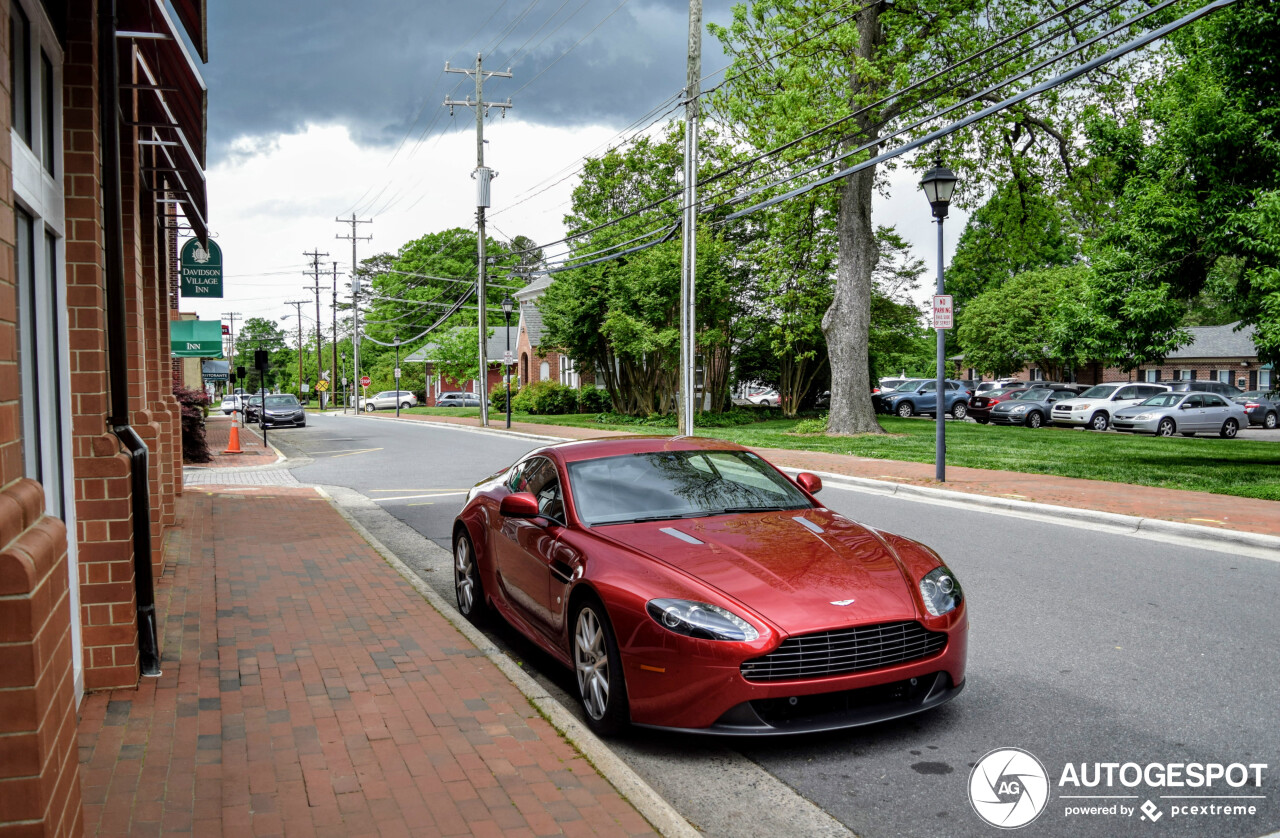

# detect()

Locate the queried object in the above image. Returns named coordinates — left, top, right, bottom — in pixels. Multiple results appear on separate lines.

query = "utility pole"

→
left=332, top=262, right=340, bottom=413
left=336, top=214, right=372, bottom=411
left=284, top=300, right=306, bottom=396
left=222, top=311, right=241, bottom=387
left=304, top=249, right=328, bottom=407
left=445, top=53, right=512, bottom=427
left=678, top=0, right=702, bottom=436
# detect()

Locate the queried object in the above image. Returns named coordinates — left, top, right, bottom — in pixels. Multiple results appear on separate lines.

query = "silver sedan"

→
left=1111, top=392, right=1248, bottom=438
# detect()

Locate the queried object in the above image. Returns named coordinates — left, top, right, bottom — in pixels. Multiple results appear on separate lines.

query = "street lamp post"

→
left=501, top=295, right=514, bottom=429
left=394, top=337, right=402, bottom=419
left=920, top=162, right=959, bottom=483
left=340, top=351, right=347, bottom=414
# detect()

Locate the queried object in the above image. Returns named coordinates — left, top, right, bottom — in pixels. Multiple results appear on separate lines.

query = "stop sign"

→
left=360, top=375, right=371, bottom=387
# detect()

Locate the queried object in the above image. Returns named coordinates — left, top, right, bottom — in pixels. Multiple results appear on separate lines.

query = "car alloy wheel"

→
left=1027, top=411, right=1042, bottom=429
left=1089, top=412, right=1109, bottom=431
left=453, top=532, right=485, bottom=622
left=1157, top=418, right=1176, bottom=437
left=573, top=599, right=629, bottom=735
left=896, top=401, right=914, bottom=418
left=1220, top=418, right=1239, bottom=439
left=364, top=403, right=375, bottom=412
left=1265, top=411, right=1278, bottom=430
left=400, top=402, right=412, bottom=409
left=951, top=402, right=968, bottom=420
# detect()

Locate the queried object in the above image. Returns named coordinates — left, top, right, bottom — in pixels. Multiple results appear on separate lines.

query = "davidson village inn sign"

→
left=180, top=237, right=224, bottom=297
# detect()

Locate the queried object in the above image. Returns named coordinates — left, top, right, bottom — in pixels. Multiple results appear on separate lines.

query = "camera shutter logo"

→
left=969, top=747, right=1050, bottom=829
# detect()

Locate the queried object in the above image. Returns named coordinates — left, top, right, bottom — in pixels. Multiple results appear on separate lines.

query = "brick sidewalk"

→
left=78, top=487, right=656, bottom=838
left=364, top=412, right=1280, bottom=536
left=200, top=415, right=281, bottom=468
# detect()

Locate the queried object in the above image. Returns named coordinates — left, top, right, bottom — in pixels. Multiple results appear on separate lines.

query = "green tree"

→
left=1081, top=0, right=1280, bottom=368
left=233, top=317, right=289, bottom=391
left=956, top=265, right=1091, bottom=379
left=710, top=0, right=1154, bottom=434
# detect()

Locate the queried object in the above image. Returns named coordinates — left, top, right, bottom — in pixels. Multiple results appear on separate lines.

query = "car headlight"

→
left=1131, top=413, right=1153, bottom=421
left=646, top=598, right=759, bottom=642
left=919, top=567, right=963, bottom=617
left=1076, top=403, right=1090, bottom=410
left=1011, top=405, right=1028, bottom=413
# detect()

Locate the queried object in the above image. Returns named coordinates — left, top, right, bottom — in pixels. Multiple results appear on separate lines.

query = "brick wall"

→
left=0, top=0, right=84, bottom=833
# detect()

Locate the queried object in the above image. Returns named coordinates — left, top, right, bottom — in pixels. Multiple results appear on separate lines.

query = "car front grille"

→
left=740, top=620, right=947, bottom=682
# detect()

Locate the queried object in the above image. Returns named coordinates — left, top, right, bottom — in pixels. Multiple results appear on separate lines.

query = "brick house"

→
left=513, top=274, right=586, bottom=388
left=970, top=323, right=1272, bottom=390
left=0, top=1, right=208, bottom=833
left=402, top=325, right=515, bottom=404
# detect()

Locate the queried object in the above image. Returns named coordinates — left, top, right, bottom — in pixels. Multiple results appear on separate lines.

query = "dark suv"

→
left=876, top=379, right=973, bottom=419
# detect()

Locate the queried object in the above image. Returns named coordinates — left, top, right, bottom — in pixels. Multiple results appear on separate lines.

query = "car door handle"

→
left=549, top=560, right=574, bottom=583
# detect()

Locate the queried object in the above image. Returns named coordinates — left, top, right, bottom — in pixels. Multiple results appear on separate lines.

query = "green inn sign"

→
left=180, top=237, right=223, bottom=297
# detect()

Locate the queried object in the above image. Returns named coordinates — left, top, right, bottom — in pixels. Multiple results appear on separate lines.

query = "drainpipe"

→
left=99, top=0, right=160, bottom=677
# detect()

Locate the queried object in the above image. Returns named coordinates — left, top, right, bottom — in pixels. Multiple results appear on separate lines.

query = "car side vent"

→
left=660, top=527, right=703, bottom=545
left=793, top=517, right=825, bottom=534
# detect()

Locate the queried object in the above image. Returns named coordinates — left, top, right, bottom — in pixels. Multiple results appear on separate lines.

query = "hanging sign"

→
left=180, top=238, right=224, bottom=297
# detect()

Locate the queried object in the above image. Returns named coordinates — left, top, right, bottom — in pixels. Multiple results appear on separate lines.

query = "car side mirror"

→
left=1179, top=403, right=1191, bottom=410
left=795, top=472, right=822, bottom=494
left=500, top=492, right=540, bottom=518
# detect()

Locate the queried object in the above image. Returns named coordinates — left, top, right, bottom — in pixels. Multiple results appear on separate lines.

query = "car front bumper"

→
left=1052, top=410, right=1090, bottom=426
left=262, top=413, right=306, bottom=427
left=990, top=411, right=1031, bottom=425
left=1111, top=416, right=1161, bottom=433
left=621, top=609, right=968, bottom=735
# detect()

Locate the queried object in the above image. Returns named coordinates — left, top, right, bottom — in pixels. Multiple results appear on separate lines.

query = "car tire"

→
left=896, top=402, right=914, bottom=418
left=453, top=530, right=487, bottom=624
left=364, top=403, right=375, bottom=413
left=950, top=402, right=968, bottom=420
left=1220, top=418, right=1239, bottom=439
left=1157, top=418, right=1176, bottom=437
left=1027, top=411, right=1043, bottom=429
left=1265, top=411, right=1278, bottom=430
left=400, top=401, right=412, bottom=409
left=1088, top=412, right=1109, bottom=431
left=572, top=596, right=630, bottom=736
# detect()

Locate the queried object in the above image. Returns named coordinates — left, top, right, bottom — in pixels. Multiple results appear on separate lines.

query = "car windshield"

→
left=1138, top=393, right=1184, bottom=407
left=265, top=395, right=299, bottom=407
left=1077, top=385, right=1118, bottom=399
left=1238, top=391, right=1269, bottom=399
left=567, top=450, right=812, bottom=526
left=1014, top=389, right=1052, bottom=401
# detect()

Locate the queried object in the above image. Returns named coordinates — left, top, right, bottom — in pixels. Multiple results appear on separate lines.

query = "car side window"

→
left=921, top=381, right=936, bottom=393
left=1185, top=394, right=1203, bottom=408
left=506, top=461, right=528, bottom=493
left=1202, top=394, right=1226, bottom=407
left=1116, top=386, right=1138, bottom=399
left=522, top=458, right=565, bottom=522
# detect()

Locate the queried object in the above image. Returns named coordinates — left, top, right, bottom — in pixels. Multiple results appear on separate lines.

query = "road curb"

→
left=313, top=486, right=699, bottom=838
left=789, top=467, right=1280, bottom=554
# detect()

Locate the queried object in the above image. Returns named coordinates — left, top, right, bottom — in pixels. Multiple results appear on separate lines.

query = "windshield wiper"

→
left=710, top=506, right=793, bottom=514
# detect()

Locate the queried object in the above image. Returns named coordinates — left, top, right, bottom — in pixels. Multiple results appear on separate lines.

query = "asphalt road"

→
left=274, top=413, right=1280, bottom=838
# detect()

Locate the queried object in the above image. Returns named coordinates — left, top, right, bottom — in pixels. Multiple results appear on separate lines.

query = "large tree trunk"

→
left=823, top=6, right=886, bottom=436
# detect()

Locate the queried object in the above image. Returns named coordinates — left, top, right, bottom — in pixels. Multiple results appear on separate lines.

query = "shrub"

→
left=173, top=385, right=212, bottom=463
left=490, top=381, right=516, bottom=413
left=512, top=380, right=579, bottom=414
left=791, top=415, right=829, bottom=435
left=576, top=387, right=611, bottom=413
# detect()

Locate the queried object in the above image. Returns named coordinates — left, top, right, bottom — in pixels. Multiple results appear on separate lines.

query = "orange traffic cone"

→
left=223, top=423, right=244, bottom=454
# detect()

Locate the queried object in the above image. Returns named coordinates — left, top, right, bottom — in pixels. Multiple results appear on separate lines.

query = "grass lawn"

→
left=401, top=407, right=1280, bottom=501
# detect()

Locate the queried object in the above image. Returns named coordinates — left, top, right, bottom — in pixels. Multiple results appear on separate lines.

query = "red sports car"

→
left=452, top=436, right=967, bottom=736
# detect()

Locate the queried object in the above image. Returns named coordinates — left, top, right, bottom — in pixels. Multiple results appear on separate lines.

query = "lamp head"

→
left=920, top=163, right=959, bottom=220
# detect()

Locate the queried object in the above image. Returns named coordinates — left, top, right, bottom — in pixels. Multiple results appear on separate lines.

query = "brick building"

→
left=1, top=0, right=208, bottom=833
left=403, top=325, right=515, bottom=404
left=512, top=274, right=584, bottom=388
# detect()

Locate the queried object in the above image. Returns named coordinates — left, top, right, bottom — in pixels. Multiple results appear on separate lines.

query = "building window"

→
left=10, top=3, right=31, bottom=146
left=1141, top=369, right=1158, bottom=383
left=1175, top=369, right=1191, bottom=381
left=539, top=361, right=550, bottom=382
left=1260, top=368, right=1272, bottom=391
left=40, top=49, right=54, bottom=172
left=1030, top=368, right=1044, bottom=381
left=1216, top=370, right=1231, bottom=384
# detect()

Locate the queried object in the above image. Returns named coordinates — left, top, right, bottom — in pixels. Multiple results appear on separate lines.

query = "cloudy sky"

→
left=185, top=0, right=965, bottom=339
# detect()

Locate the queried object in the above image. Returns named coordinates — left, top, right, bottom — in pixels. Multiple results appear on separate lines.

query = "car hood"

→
left=596, top=509, right=921, bottom=634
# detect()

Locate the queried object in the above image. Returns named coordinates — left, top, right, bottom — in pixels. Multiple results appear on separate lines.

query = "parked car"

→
left=436, top=391, right=486, bottom=408
left=877, top=379, right=971, bottom=419
left=988, top=385, right=1084, bottom=428
left=1112, top=391, right=1247, bottom=438
left=259, top=394, right=307, bottom=428
left=746, top=389, right=780, bottom=406
left=1050, top=383, right=1170, bottom=431
left=364, top=390, right=418, bottom=412
left=1233, top=391, right=1279, bottom=429
left=1158, top=380, right=1244, bottom=399
left=452, top=435, right=967, bottom=735
left=967, top=387, right=1030, bottom=424
left=219, top=394, right=244, bottom=415
left=243, top=395, right=264, bottom=422
left=873, top=377, right=909, bottom=394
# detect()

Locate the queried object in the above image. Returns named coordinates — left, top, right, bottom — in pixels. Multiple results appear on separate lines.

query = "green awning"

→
left=171, top=320, right=223, bottom=358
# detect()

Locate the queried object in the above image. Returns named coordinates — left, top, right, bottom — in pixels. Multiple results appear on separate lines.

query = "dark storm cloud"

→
left=204, top=0, right=735, bottom=162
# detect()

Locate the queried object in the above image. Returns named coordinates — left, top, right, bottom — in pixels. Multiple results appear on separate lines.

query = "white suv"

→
left=1051, top=383, right=1170, bottom=431
left=364, top=390, right=417, bottom=411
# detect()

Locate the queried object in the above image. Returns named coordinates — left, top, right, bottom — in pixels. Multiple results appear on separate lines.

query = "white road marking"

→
left=373, top=491, right=467, bottom=503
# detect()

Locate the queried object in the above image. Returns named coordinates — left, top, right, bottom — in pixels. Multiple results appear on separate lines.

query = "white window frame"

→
left=11, top=0, right=78, bottom=703
left=540, top=360, right=551, bottom=382
left=1260, top=368, right=1273, bottom=390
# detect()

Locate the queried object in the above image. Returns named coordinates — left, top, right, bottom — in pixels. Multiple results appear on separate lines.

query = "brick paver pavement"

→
left=78, top=487, right=657, bottom=838
left=364, top=412, right=1280, bottom=537
left=201, top=415, right=281, bottom=468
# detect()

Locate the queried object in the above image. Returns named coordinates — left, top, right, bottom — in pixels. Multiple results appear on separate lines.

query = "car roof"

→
left=529, top=435, right=748, bottom=466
